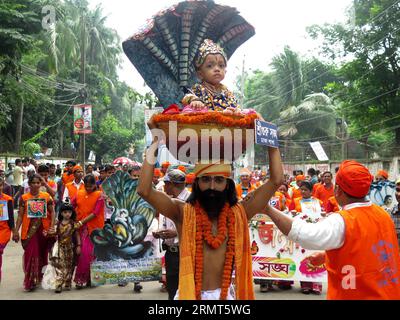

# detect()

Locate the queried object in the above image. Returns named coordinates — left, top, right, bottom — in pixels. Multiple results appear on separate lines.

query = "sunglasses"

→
left=199, top=176, right=227, bottom=184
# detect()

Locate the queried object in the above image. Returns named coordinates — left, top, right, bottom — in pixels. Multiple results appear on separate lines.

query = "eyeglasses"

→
left=199, top=176, right=227, bottom=184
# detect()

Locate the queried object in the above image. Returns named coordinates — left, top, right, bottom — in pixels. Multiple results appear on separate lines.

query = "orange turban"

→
left=194, top=162, right=232, bottom=178
left=178, top=165, right=186, bottom=173
left=376, top=170, right=389, bottom=180
left=72, top=165, right=83, bottom=173
left=295, top=175, right=305, bottom=182
left=154, top=168, right=162, bottom=177
left=185, top=173, right=196, bottom=184
left=336, top=160, right=373, bottom=198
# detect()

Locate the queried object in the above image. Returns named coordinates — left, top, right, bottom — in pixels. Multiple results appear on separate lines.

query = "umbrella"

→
left=113, top=157, right=133, bottom=166
left=123, top=0, right=255, bottom=107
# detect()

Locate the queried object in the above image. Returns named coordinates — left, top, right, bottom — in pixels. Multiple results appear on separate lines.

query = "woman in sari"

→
left=14, top=174, right=55, bottom=291
left=71, top=174, right=104, bottom=289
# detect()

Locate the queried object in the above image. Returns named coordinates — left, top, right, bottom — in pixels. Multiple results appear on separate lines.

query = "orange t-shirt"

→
left=236, top=183, right=257, bottom=200
left=65, top=181, right=85, bottom=201
left=326, top=196, right=340, bottom=213
left=290, top=196, right=323, bottom=212
left=75, top=190, right=104, bottom=235
left=326, top=203, right=400, bottom=299
left=0, top=193, right=13, bottom=244
left=20, top=192, right=53, bottom=240
left=314, top=184, right=335, bottom=208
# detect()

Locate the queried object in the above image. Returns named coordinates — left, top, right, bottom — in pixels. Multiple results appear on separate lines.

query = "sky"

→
left=88, top=0, right=353, bottom=93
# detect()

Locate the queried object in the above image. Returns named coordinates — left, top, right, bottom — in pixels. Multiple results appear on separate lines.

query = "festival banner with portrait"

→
left=90, top=171, right=161, bottom=286
left=0, top=200, right=9, bottom=222
left=250, top=213, right=327, bottom=282
left=73, top=104, right=92, bottom=134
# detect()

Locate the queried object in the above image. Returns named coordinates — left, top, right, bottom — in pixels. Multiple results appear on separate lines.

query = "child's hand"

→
left=12, top=231, right=19, bottom=243
left=76, top=246, right=81, bottom=256
left=43, top=230, right=48, bottom=237
left=190, top=100, right=206, bottom=110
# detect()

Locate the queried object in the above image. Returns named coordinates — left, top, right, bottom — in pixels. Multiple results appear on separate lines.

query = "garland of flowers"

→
left=153, top=112, right=259, bottom=128
left=194, top=202, right=236, bottom=300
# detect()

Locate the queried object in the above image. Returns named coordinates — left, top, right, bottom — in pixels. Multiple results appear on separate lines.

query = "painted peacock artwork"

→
left=91, top=171, right=155, bottom=261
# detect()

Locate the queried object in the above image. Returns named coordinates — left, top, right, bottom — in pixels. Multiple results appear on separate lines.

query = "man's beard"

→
left=198, top=189, right=228, bottom=219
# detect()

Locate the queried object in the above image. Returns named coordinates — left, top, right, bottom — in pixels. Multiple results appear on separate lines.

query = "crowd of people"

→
left=0, top=156, right=399, bottom=299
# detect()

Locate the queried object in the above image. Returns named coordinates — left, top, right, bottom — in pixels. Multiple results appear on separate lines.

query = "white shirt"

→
left=62, top=180, right=84, bottom=201
left=159, top=188, right=190, bottom=246
left=288, top=201, right=373, bottom=251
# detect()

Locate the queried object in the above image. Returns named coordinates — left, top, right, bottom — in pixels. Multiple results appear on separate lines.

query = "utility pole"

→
left=79, top=7, right=86, bottom=171
left=341, top=115, right=346, bottom=160
left=240, top=55, right=246, bottom=107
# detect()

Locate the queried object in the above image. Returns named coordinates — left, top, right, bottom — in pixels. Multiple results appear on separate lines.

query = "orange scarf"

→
left=178, top=203, right=254, bottom=300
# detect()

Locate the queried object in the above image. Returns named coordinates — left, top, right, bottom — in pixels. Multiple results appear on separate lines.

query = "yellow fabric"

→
left=193, top=163, right=232, bottom=177
left=178, top=203, right=255, bottom=300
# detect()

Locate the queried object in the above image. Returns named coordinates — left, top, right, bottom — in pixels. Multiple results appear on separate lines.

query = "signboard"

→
left=74, top=104, right=93, bottom=134
left=0, top=200, right=9, bottom=222
left=309, top=141, right=329, bottom=161
left=88, top=150, right=96, bottom=162
left=27, top=198, right=47, bottom=218
left=91, top=258, right=162, bottom=285
left=250, top=213, right=327, bottom=282
left=255, top=120, right=279, bottom=148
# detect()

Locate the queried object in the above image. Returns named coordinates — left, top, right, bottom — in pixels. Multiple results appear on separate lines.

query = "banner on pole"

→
left=74, top=104, right=92, bottom=134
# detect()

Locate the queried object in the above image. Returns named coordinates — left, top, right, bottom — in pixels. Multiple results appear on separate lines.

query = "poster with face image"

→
left=27, top=199, right=47, bottom=218
left=250, top=213, right=327, bottom=282
left=0, top=200, right=9, bottom=221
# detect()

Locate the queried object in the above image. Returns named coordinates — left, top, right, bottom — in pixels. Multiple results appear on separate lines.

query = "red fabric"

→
left=326, top=204, right=400, bottom=299
left=326, top=197, right=340, bottom=213
left=22, top=226, right=47, bottom=290
left=335, top=160, right=373, bottom=198
left=74, top=226, right=94, bottom=286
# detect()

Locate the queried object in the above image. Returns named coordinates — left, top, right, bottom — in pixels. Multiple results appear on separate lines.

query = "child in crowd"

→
left=51, top=202, right=81, bottom=293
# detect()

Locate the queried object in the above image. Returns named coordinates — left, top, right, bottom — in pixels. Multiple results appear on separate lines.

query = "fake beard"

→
left=198, top=189, right=227, bottom=219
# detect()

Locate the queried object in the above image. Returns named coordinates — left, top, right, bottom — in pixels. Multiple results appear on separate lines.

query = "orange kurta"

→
left=75, top=190, right=104, bottom=235
left=62, top=172, right=74, bottom=185
left=20, top=192, right=53, bottom=240
left=326, top=203, right=400, bottom=299
left=65, top=181, right=85, bottom=201
left=179, top=203, right=254, bottom=300
left=314, top=184, right=334, bottom=209
left=0, top=193, right=13, bottom=244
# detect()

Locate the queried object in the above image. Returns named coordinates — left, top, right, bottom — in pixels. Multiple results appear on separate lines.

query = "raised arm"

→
left=137, top=122, right=183, bottom=225
left=241, top=147, right=284, bottom=220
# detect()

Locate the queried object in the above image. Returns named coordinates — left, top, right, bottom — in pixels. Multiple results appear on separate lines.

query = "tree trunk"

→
left=395, top=127, right=400, bottom=156
left=15, top=98, right=24, bottom=153
left=58, top=123, right=64, bottom=157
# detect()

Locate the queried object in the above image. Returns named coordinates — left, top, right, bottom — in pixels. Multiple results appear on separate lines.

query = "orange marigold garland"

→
left=194, top=202, right=236, bottom=300
left=153, top=112, right=259, bottom=129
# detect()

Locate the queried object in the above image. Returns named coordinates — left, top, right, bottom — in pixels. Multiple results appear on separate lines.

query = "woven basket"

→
left=156, top=119, right=255, bottom=162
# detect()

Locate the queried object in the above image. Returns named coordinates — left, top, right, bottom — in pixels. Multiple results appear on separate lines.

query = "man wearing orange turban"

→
left=288, top=174, right=305, bottom=200
left=376, top=169, right=389, bottom=182
left=63, top=165, right=84, bottom=201
left=138, top=132, right=284, bottom=300
left=264, top=160, right=400, bottom=300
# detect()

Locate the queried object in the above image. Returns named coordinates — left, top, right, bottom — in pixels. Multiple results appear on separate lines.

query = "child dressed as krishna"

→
left=181, top=39, right=252, bottom=116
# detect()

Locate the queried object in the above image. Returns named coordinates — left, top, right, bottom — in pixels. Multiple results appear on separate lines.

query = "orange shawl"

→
left=179, top=203, right=254, bottom=300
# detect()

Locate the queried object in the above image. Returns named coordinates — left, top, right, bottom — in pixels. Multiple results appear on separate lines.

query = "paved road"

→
left=0, top=238, right=326, bottom=300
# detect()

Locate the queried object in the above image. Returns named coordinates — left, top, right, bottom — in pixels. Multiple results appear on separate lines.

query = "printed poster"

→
left=250, top=213, right=327, bottom=282
left=74, top=104, right=92, bottom=134
left=27, top=199, right=47, bottom=218
left=0, top=200, right=9, bottom=221
left=90, top=171, right=161, bottom=285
